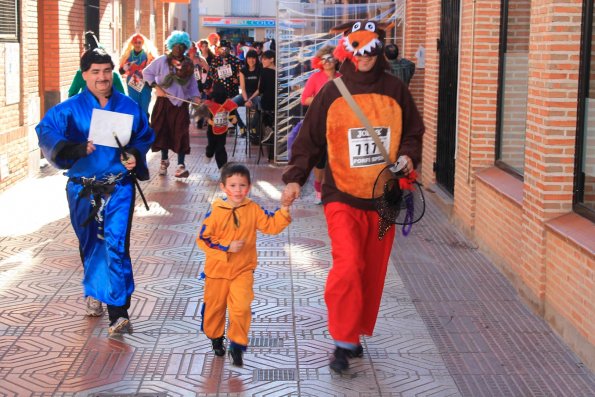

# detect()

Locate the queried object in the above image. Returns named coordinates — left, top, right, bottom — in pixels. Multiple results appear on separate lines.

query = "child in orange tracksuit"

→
left=196, top=162, right=292, bottom=366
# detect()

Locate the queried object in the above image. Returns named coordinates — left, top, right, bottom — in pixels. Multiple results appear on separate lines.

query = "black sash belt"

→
left=69, top=176, right=124, bottom=227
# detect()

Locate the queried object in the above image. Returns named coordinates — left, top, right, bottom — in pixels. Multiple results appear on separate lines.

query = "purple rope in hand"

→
left=401, top=193, right=414, bottom=236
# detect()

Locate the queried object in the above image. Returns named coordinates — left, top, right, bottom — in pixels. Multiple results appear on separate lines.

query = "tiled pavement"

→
left=0, top=127, right=594, bottom=397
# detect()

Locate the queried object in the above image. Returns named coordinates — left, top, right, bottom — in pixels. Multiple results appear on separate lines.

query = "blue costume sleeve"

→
left=35, top=101, right=82, bottom=169
left=125, top=102, right=154, bottom=180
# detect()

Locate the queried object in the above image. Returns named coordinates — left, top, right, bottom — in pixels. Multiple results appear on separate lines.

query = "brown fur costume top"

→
left=283, top=20, right=424, bottom=210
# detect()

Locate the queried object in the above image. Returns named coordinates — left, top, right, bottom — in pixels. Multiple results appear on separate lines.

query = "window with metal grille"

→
left=0, top=0, right=19, bottom=42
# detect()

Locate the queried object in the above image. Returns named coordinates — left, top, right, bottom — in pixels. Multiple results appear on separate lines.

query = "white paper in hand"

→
left=88, top=108, right=133, bottom=148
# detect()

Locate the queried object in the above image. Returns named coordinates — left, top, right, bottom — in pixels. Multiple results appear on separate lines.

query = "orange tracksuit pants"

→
left=324, top=201, right=396, bottom=344
left=202, top=270, right=254, bottom=348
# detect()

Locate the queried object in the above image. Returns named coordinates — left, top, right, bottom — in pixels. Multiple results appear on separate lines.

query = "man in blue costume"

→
left=36, top=48, right=154, bottom=335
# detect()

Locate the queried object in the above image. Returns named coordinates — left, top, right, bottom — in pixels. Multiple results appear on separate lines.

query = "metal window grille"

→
left=0, top=0, right=18, bottom=42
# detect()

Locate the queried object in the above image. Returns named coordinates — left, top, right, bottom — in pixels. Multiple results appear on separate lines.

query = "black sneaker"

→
left=329, top=347, right=351, bottom=373
left=211, top=337, right=226, bottom=356
left=349, top=344, right=364, bottom=358
left=228, top=347, right=243, bottom=367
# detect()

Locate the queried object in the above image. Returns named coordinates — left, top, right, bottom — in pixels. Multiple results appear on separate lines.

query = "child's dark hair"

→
left=80, top=48, right=114, bottom=72
left=220, top=162, right=251, bottom=184
left=211, top=83, right=228, bottom=104
left=384, top=43, right=399, bottom=61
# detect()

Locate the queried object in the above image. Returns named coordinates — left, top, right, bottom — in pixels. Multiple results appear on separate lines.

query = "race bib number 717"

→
left=347, top=127, right=391, bottom=168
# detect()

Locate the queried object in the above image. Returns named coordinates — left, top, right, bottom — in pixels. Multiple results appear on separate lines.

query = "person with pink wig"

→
left=119, top=33, right=159, bottom=116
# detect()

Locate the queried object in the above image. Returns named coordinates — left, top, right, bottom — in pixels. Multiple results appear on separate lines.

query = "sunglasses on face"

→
left=321, top=55, right=335, bottom=63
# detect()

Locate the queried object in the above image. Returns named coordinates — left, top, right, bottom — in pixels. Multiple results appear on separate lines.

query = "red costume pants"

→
left=202, top=270, right=254, bottom=347
left=323, top=201, right=396, bottom=344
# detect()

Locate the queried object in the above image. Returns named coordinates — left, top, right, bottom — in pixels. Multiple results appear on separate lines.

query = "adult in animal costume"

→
left=119, top=33, right=158, bottom=116
left=142, top=30, right=200, bottom=178
left=282, top=20, right=425, bottom=373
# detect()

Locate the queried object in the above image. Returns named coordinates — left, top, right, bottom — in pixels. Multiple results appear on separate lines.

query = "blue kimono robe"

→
left=36, top=89, right=154, bottom=306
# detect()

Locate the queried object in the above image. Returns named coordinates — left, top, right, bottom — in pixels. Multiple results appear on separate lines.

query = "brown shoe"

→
left=108, top=317, right=131, bottom=335
left=175, top=164, right=189, bottom=178
left=85, top=296, right=104, bottom=317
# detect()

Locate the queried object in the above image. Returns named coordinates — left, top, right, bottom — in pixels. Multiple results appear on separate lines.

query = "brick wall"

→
left=420, top=1, right=440, bottom=186
left=0, top=127, right=28, bottom=192
left=452, top=0, right=501, bottom=232
left=0, top=0, right=42, bottom=192
left=426, top=0, right=594, bottom=370
left=475, top=175, right=524, bottom=286
left=155, top=2, right=169, bottom=54
left=545, top=231, right=593, bottom=340
left=140, top=0, right=153, bottom=43
left=405, top=0, right=426, bottom=116
left=521, top=0, right=582, bottom=307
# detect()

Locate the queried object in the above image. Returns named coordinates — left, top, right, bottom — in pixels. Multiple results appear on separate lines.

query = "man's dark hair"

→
left=80, top=48, right=114, bottom=72
left=262, top=50, right=276, bottom=61
left=385, top=44, right=399, bottom=61
left=220, top=162, right=251, bottom=185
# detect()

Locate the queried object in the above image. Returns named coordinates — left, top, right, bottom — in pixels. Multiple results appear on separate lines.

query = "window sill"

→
left=477, top=167, right=594, bottom=254
left=545, top=213, right=595, bottom=256
left=476, top=167, right=523, bottom=206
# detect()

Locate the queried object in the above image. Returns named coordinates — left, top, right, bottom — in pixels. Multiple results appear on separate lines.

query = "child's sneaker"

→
left=211, top=337, right=226, bottom=357
left=228, top=347, right=243, bottom=367
left=85, top=296, right=104, bottom=317
left=108, top=317, right=131, bottom=335
left=329, top=346, right=351, bottom=373
left=159, top=160, right=169, bottom=176
left=175, top=164, right=189, bottom=178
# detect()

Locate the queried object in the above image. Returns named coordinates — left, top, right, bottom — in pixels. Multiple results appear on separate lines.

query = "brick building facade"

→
left=0, top=0, right=593, bottom=372
left=415, top=0, right=594, bottom=371
left=0, top=0, right=184, bottom=192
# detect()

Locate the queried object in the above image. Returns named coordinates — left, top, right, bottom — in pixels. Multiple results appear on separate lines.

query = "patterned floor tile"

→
left=0, top=130, right=593, bottom=396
